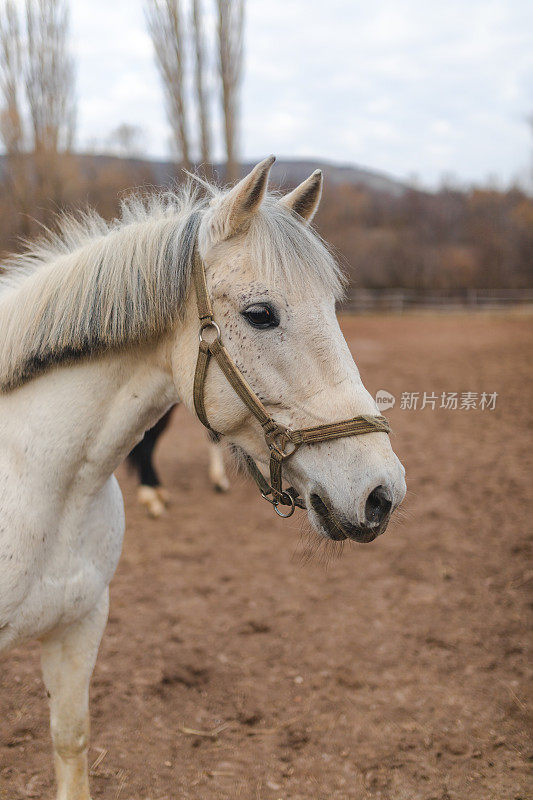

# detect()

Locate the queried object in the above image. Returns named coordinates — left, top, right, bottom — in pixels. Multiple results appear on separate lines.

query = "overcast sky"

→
left=70, top=0, right=533, bottom=189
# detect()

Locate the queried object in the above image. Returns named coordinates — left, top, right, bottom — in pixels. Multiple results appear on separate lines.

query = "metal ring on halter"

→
left=274, top=492, right=296, bottom=518
left=199, top=320, right=221, bottom=343
left=260, top=490, right=295, bottom=518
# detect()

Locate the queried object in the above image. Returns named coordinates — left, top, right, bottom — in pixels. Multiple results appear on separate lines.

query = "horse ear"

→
left=209, top=156, right=275, bottom=241
left=280, top=169, right=323, bottom=223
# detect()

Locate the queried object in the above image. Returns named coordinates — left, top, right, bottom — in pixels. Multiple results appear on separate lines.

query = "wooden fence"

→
left=342, top=289, right=533, bottom=313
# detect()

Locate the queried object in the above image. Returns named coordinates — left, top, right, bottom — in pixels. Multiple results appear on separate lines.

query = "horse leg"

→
left=40, top=590, right=109, bottom=800
left=129, top=408, right=176, bottom=518
left=208, top=440, right=230, bottom=492
left=130, top=433, right=164, bottom=518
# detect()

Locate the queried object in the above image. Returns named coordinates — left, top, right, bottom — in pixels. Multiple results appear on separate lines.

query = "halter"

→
left=192, top=242, right=391, bottom=519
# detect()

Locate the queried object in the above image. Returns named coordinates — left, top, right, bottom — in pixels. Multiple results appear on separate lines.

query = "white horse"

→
left=0, top=158, right=406, bottom=800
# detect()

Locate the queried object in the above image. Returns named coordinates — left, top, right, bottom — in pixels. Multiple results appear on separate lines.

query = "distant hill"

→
left=155, top=155, right=407, bottom=196
left=0, top=153, right=408, bottom=196
left=262, top=158, right=407, bottom=197
left=79, top=154, right=408, bottom=196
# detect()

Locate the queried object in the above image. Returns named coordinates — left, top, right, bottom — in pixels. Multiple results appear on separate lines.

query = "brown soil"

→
left=1, top=313, right=531, bottom=800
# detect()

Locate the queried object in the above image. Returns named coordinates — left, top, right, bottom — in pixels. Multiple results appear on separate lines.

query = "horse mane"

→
left=0, top=177, right=344, bottom=392
left=0, top=182, right=209, bottom=391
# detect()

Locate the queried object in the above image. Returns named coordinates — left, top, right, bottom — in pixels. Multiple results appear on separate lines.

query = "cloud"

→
left=69, top=0, right=532, bottom=187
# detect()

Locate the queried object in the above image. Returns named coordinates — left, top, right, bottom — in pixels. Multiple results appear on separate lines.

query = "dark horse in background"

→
left=127, top=404, right=229, bottom=517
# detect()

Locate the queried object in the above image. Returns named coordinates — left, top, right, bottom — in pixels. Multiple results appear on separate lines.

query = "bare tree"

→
left=0, top=1, right=23, bottom=155
left=107, top=123, right=147, bottom=159
left=146, top=0, right=191, bottom=169
left=145, top=0, right=245, bottom=178
left=25, top=0, right=76, bottom=156
left=216, top=0, right=244, bottom=182
left=0, top=0, right=77, bottom=239
left=191, top=0, right=210, bottom=166
left=526, top=114, right=533, bottom=192
left=0, top=1, right=30, bottom=239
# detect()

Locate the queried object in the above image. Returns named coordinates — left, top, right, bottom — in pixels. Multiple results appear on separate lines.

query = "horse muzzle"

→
left=309, top=484, right=395, bottom=542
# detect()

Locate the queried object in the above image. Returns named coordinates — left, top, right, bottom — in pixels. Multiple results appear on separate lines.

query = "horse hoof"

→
left=155, top=486, right=171, bottom=506
left=147, top=498, right=165, bottom=518
left=137, top=486, right=166, bottom=518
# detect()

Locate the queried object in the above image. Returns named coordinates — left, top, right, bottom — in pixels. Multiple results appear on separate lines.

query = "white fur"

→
left=0, top=158, right=405, bottom=799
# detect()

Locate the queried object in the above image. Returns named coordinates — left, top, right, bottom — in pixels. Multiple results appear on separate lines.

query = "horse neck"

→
left=1, top=340, right=178, bottom=498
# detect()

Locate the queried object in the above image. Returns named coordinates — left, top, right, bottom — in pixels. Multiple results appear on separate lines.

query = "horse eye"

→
left=241, top=304, right=279, bottom=329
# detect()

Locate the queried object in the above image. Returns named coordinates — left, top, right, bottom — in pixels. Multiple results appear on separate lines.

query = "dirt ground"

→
left=1, top=313, right=531, bottom=800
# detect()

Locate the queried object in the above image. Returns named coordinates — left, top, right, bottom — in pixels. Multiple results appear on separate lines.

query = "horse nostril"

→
left=365, top=485, right=392, bottom=526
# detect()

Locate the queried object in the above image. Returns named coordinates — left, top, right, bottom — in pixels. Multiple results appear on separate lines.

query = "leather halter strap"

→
left=191, top=241, right=390, bottom=518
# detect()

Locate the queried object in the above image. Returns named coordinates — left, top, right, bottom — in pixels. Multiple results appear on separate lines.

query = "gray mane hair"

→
left=0, top=178, right=344, bottom=392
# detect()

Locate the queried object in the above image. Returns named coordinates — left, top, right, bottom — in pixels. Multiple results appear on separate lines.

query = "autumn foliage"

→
left=1, top=153, right=532, bottom=293
left=315, top=181, right=533, bottom=291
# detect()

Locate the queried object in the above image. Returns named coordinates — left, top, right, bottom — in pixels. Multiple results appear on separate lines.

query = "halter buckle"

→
left=265, top=427, right=299, bottom=459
